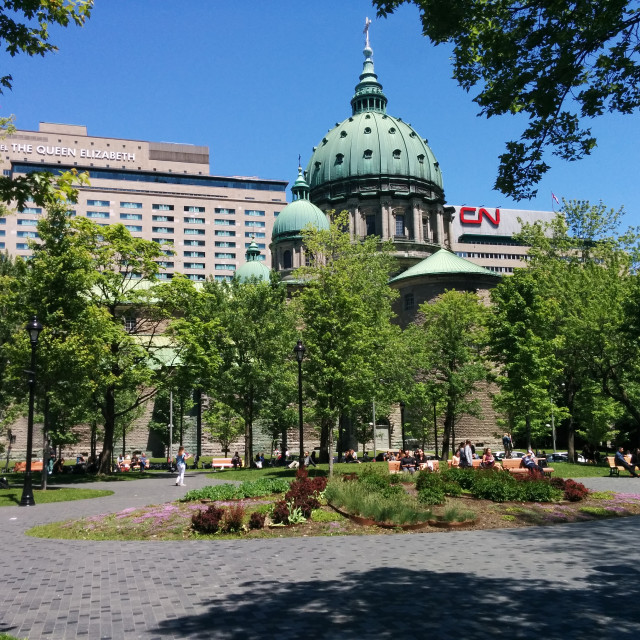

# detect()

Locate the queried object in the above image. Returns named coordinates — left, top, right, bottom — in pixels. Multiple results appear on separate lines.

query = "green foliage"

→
left=181, top=477, right=290, bottom=502
left=203, top=401, right=244, bottom=457
left=417, top=483, right=446, bottom=506
left=324, top=478, right=431, bottom=525
left=442, top=505, right=476, bottom=523
left=374, top=0, right=640, bottom=199
left=406, top=289, right=490, bottom=459
left=294, top=210, right=400, bottom=460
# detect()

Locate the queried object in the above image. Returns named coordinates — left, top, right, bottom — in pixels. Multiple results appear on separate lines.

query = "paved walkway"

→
left=1, top=473, right=639, bottom=640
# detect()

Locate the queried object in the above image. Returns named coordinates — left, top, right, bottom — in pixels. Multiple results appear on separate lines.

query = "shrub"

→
left=417, top=485, right=446, bottom=505
left=563, top=479, right=589, bottom=502
left=472, top=473, right=516, bottom=502
left=443, top=467, right=478, bottom=491
left=513, top=475, right=560, bottom=502
left=550, top=477, right=566, bottom=490
left=415, top=470, right=443, bottom=492
left=271, top=500, right=290, bottom=524
left=248, top=511, right=266, bottom=530
left=192, top=505, right=224, bottom=534
left=221, top=504, right=245, bottom=533
left=442, top=481, right=463, bottom=497
left=182, top=477, right=290, bottom=502
left=443, top=506, right=476, bottom=522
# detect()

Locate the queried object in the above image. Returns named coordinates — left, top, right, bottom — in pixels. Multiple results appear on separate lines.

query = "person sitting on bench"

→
left=521, top=450, right=545, bottom=474
left=615, top=446, right=639, bottom=477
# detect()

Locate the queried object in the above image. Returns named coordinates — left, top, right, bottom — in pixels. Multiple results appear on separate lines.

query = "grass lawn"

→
left=549, top=462, right=619, bottom=478
left=0, top=486, right=113, bottom=507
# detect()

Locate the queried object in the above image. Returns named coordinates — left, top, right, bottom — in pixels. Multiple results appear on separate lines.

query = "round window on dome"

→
left=393, top=149, right=402, bottom=159
left=418, top=154, right=425, bottom=164
left=335, top=153, right=344, bottom=165
left=364, top=149, right=373, bottom=160
left=364, top=127, right=371, bottom=134
left=389, top=127, right=396, bottom=134
left=340, top=130, right=347, bottom=138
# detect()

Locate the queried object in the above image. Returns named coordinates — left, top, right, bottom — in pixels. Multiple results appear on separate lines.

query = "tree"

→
left=0, top=0, right=93, bottom=93
left=407, top=289, right=491, bottom=460
left=489, top=269, right=561, bottom=451
left=374, top=0, right=640, bottom=200
left=517, top=200, right=640, bottom=450
left=203, top=400, right=244, bottom=457
left=294, top=211, right=399, bottom=462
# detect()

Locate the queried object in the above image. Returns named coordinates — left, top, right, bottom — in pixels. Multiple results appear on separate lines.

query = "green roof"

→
left=236, top=239, right=271, bottom=283
left=272, top=166, right=329, bottom=241
left=389, top=249, right=502, bottom=283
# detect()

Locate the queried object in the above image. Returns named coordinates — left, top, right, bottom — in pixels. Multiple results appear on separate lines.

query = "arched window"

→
left=364, top=149, right=373, bottom=159
left=283, top=250, right=292, bottom=270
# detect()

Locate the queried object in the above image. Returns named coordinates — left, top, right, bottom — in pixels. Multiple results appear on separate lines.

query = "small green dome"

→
left=272, top=167, right=329, bottom=242
left=236, top=240, right=271, bottom=283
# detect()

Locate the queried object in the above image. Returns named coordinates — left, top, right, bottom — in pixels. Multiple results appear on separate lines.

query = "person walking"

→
left=175, top=446, right=190, bottom=486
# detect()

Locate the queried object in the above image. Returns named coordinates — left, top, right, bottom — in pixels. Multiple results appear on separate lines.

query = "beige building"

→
left=1, top=123, right=288, bottom=280
left=450, top=205, right=557, bottom=274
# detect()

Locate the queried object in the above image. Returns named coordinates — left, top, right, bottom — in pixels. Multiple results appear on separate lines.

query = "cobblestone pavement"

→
left=1, top=473, right=639, bottom=640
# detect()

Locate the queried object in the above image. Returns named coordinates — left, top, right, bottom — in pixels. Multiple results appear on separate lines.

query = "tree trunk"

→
left=319, top=417, right=332, bottom=463
left=98, top=385, right=116, bottom=474
left=41, top=394, right=49, bottom=490
left=525, top=414, right=532, bottom=451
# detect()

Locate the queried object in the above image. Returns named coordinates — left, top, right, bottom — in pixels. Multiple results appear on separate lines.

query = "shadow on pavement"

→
left=154, top=562, right=640, bottom=639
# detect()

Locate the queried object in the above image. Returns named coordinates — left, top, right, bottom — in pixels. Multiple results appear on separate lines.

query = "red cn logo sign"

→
left=459, top=206, right=500, bottom=226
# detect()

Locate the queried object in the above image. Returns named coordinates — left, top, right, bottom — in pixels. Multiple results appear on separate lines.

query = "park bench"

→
left=606, top=455, right=633, bottom=477
left=502, top=458, right=554, bottom=477
left=211, top=458, right=242, bottom=470
left=388, top=460, right=401, bottom=474
left=13, top=461, right=44, bottom=473
left=419, top=459, right=440, bottom=472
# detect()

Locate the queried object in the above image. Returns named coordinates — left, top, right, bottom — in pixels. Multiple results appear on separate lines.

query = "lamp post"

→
left=20, top=315, right=43, bottom=507
left=293, top=340, right=306, bottom=466
left=400, top=402, right=406, bottom=452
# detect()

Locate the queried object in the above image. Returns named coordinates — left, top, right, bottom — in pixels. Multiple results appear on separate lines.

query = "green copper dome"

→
left=306, top=35, right=443, bottom=201
left=235, top=239, right=271, bottom=283
left=272, top=166, right=329, bottom=242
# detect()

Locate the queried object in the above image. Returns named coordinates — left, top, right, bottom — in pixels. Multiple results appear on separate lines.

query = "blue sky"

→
left=3, top=1, right=638, bottom=226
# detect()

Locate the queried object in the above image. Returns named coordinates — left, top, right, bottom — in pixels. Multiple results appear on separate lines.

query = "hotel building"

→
left=0, top=122, right=288, bottom=280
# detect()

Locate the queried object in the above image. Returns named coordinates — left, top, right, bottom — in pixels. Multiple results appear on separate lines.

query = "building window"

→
left=215, top=241, right=235, bottom=247
left=153, top=203, right=174, bottom=211
left=404, top=293, right=415, bottom=311
left=152, top=215, right=174, bottom=222
left=157, top=273, right=173, bottom=280
left=184, top=206, right=205, bottom=213
left=393, top=149, right=401, bottom=159
left=215, top=230, right=236, bottom=237
left=245, top=210, right=265, bottom=217
left=187, top=274, right=205, bottom=281
left=87, top=211, right=110, bottom=219
left=152, top=238, right=174, bottom=245
left=215, top=252, right=235, bottom=259
left=366, top=215, right=376, bottom=236
left=185, top=239, right=205, bottom=246
left=246, top=221, right=265, bottom=228
left=152, top=227, right=174, bottom=234
left=184, top=262, right=205, bottom=269
left=20, top=207, right=42, bottom=214
left=245, top=242, right=265, bottom=249
left=364, top=127, right=371, bottom=134
left=245, top=232, right=265, bottom=238
left=17, top=219, right=38, bottom=226
left=0, top=242, right=4, bottom=248
left=364, top=149, right=373, bottom=159
left=215, top=264, right=236, bottom=271
left=157, top=261, right=174, bottom=268
left=214, top=275, right=233, bottom=282
left=0, top=218, right=6, bottom=224
left=87, top=199, right=110, bottom=207
left=184, top=217, right=205, bottom=224
left=16, top=243, right=30, bottom=249
left=125, top=225, right=142, bottom=232
left=17, top=231, right=38, bottom=238
left=120, top=213, right=142, bottom=220
left=184, top=228, right=205, bottom=235
left=395, top=215, right=405, bottom=237
left=215, top=219, right=235, bottom=226
left=120, top=202, right=142, bottom=209
left=215, top=208, right=235, bottom=214
left=183, top=251, right=206, bottom=258
left=283, top=250, right=292, bottom=269
left=0, top=230, right=4, bottom=236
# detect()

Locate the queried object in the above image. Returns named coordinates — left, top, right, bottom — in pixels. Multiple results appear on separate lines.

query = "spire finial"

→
left=363, top=16, right=372, bottom=49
